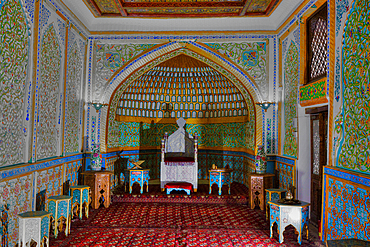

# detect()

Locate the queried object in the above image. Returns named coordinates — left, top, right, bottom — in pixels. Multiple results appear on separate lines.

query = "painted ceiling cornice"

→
left=83, top=0, right=281, bottom=18
left=60, top=0, right=305, bottom=32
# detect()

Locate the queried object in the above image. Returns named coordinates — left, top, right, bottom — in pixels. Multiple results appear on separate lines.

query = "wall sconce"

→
left=292, top=117, right=298, bottom=132
left=255, top=102, right=275, bottom=112
left=88, top=102, right=108, bottom=112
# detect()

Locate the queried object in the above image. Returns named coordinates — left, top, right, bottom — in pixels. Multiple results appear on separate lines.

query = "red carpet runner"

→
left=50, top=202, right=324, bottom=246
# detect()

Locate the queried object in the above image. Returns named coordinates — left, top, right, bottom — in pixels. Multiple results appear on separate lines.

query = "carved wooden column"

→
left=81, top=171, right=113, bottom=209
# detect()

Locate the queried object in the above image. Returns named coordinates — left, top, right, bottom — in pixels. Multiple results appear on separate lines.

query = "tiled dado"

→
left=323, top=167, right=370, bottom=242
left=266, top=155, right=296, bottom=189
left=0, top=154, right=83, bottom=247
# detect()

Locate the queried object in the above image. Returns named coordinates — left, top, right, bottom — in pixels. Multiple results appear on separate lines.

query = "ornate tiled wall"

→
left=322, top=0, right=370, bottom=241
left=299, top=78, right=328, bottom=106
left=333, top=0, right=370, bottom=174
left=0, top=174, right=33, bottom=246
left=65, top=160, right=83, bottom=187
left=0, top=155, right=83, bottom=247
left=106, top=43, right=257, bottom=153
left=323, top=167, right=370, bottom=241
left=205, top=41, right=268, bottom=98
left=64, top=28, right=85, bottom=155
left=281, top=29, right=300, bottom=158
left=275, top=159, right=296, bottom=191
left=0, top=0, right=87, bottom=245
left=1, top=0, right=86, bottom=165
left=116, top=121, right=250, bottom=150
left=37, top=23, right=62, bottom=159
left=93, top=43, right=156, bottom=100
left=266, top=155, right=296, bottom=191
left=199, top=150, right=255, bottom=185
left=0, top=0, right=31, bottom=167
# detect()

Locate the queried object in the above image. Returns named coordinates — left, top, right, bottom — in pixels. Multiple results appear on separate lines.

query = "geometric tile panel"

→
left=336, top=0, right=370, bottom=173
left=65, top=161, right=82, bottom=186
left=0, top=0, right=30, bottom=168
left=37, top=24, right=61, bottom=160
left=276, top=162, right=295, bottom=191
left=118, top=121, right=249, bottom=150
left=326, top=176, right=370, bottom=241
left=283, top=41, right=299, bottom=158
left=0, top=174, right=33, bottom=247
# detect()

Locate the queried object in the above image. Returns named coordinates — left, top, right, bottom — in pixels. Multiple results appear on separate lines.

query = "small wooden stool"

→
left=265, top=188, right=286, bottom=220
left=47, top=195, right=72, bottom=238
left=165, top=182, right=193, bottom=195
left=70, top=185, right=90, bottom=220
left=18, top=211, right=51, bottom=247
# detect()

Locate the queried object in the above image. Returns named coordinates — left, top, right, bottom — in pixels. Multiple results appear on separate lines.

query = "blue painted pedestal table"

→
left=209, top=168, right=233, bottom=195
left=69, top=185, right=90, bottom=220
left=268, top=200, right=310, bottom=245
left=18, top=211, right=51, bottom=247
left=124, top=168, right=150, bottom=194
left=47, top=195, right=72, bottom=238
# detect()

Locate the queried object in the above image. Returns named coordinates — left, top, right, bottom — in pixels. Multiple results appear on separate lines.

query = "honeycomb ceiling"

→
left=116, top=54, right=250, bottom=123
left=84, top=0, right=281, bottom=18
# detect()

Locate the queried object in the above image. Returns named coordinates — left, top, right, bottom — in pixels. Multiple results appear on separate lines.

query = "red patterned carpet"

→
left=50, top=201, right=325, bottom=247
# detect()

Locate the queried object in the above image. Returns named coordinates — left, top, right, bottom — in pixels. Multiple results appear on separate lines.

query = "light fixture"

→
left=88, top=102, right=108, bottom=112
left=255, top=102, right=275, bottom=112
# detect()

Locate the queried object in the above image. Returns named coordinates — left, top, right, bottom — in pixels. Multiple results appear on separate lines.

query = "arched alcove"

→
left=99, top=41, right=264, bottom=158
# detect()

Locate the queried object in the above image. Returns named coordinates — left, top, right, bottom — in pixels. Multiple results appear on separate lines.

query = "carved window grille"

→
left=307, top=4, right=328, bottom=83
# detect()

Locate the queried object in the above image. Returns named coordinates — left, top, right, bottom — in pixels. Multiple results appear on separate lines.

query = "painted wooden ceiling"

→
left=84, top=0, right=281, bottom=18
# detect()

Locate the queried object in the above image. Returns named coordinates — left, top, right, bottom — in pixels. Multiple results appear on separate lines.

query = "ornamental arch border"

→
left=99, top=41, right=265, bottom=154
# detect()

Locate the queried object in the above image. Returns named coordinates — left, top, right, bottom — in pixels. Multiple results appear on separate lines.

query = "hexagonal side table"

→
left=69, top=185, right=90, bottom=220
left=47, top=195, right=72, bottom=238
left=268, top=200, right=310, bottom=245
left=18, top=211, right=51, bottom=247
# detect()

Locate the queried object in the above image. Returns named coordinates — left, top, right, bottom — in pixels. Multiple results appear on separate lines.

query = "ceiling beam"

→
left=86, top=0, right=102, bottom=16
left=114, top=0, right=128, bottom=16
left=121, top=2, right=243, bottom=8
left=239, top=0, right=253, bottom=16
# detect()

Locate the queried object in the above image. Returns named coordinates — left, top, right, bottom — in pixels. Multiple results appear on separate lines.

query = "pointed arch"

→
left=99, top=41, right=264, bottom=153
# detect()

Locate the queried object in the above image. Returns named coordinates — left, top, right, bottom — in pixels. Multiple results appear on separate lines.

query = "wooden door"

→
left=310, top=111, right=327, bottom=227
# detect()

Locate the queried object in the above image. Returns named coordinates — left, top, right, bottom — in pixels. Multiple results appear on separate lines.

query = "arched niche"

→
left=99, top=41, right=265, bottom=154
